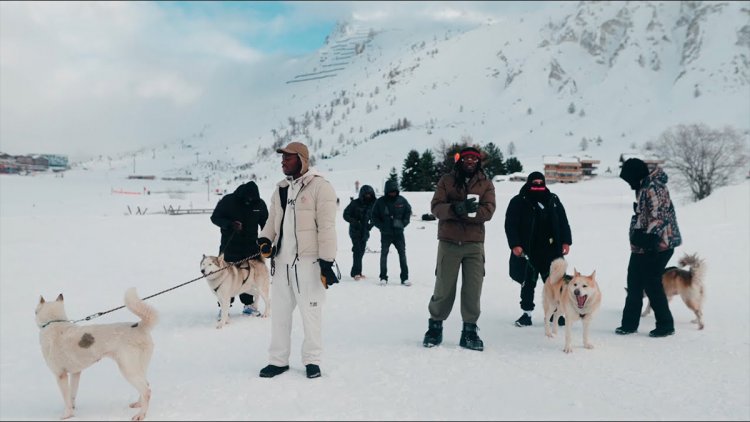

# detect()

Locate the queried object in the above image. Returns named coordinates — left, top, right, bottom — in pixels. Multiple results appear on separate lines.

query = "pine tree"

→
left=418, top=150, right=437, bottom=191
left=482, top=142, right=506, bottom=178
left=388, top=167, right=399, bottom=186
left=400, top=150, right=421, bottom=191
left=505, top=157, right=523, bottom=173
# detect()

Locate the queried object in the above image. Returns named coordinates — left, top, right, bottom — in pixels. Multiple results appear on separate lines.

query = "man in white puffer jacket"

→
left=257, top=141, right=338, bottom=379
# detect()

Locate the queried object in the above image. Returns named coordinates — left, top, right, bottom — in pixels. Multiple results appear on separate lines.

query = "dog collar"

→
left=39, top=319, right=69, bottom=329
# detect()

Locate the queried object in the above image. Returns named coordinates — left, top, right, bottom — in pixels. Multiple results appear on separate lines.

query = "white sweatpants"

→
left=268, top=258, right=327, bottom=367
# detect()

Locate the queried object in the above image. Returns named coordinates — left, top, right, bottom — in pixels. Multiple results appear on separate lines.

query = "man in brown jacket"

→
left=423, top=146, right=496, bottom=351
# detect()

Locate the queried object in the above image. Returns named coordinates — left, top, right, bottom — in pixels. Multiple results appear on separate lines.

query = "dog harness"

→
left=212, top=264, right=251, bottom=293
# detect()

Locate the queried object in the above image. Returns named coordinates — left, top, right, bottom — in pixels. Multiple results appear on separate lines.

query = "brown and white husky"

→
left=543, top=258, right=602, bottom=353
left=643, top=252, right=706, bottom=330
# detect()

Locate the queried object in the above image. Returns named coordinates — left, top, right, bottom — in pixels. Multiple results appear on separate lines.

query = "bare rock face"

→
left=548, top=59, right=577, bottom=95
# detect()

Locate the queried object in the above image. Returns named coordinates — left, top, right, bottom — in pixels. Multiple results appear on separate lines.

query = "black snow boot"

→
left=459, top=322, right=484, bottom=351
left=259, top=364, right=289, bottom=378
left=423, top=319, right=443, bottom=348
left=649, top=327, right=675, bottom=338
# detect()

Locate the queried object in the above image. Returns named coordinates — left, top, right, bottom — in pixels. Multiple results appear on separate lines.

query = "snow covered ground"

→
left=1, top=168, right=748, bottom=420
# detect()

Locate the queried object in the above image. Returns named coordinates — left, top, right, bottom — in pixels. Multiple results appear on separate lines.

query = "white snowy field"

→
left=1, top=169, right=748, bottom=421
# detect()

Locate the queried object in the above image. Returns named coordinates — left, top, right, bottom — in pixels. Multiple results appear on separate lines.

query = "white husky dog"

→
left=36, top=288, right=158, bottom=421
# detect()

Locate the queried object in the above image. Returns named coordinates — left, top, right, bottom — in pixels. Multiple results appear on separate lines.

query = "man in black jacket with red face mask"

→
left=504, top=171, right=572, bottom=327
left=211, top=181, right=269, bottom=316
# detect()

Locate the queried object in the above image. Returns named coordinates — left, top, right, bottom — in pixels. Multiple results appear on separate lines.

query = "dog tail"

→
left=549, top=258, right=567, bottom=283
left=124, top=288, right=158, bottom=331
left=688, top=256, right=706, bottom=290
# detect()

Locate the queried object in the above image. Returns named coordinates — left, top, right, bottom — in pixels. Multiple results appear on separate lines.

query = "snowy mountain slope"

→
left=79, top=1, right=749, bottom=196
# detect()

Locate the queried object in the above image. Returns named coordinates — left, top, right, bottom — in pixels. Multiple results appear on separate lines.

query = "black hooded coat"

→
left=210, top=181, right=269, bottom=261
left=343, top=184, right=376, bottom=241
left=372, top=180, right=412, bottom=235
left=504, top=180, right=572, bottom=283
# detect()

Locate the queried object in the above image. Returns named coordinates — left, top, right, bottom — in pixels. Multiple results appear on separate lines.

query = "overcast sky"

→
left=0, top=1, right=551, bottom=160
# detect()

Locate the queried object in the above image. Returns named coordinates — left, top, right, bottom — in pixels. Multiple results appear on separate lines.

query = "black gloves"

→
left=257, top=237, right=274, bottom=258
left=319, top=260, right=339, bottom=289
left=630, top=229, right=660, bottom=251
left=452, top=197, right=479, bottom=217
left=465, top=197, right=479, bottom=214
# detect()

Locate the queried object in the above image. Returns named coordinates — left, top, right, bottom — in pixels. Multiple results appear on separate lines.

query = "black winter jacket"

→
left=504, top=184, right=572, bottom=282
left=372, top=180, right=412, bottom=235
left=343, top=184, right=376, bottom=241
left=210, top=181, right=269, bottom=261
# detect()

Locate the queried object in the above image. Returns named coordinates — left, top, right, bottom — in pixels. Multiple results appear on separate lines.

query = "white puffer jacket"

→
left=260, top=168, right=338, bottom=263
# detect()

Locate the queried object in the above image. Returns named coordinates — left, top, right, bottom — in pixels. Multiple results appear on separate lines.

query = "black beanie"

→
left=527, top=171, right=545, bottom=184
left=620, top=158, right=650, bottom=190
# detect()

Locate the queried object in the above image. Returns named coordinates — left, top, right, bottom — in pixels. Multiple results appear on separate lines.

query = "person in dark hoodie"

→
left=616, top=158, right=681, bottom=337
left=210, top=180, right=269, bottom=316
left=371, top=180, right=412, bottom=286
left=343, top=184, right=376, bottom=280
left=504, top=171, right=572, bottom=328
left=422, top=146, right=496, bottom=351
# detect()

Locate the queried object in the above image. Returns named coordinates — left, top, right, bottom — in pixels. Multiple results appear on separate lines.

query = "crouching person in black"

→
left=343, top=184, right=376, bottom=280
left=210, top=180, right=268, bottom=316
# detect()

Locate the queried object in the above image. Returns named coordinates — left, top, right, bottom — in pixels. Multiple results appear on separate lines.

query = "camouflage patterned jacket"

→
left=630, top=167, right=682, bottom=253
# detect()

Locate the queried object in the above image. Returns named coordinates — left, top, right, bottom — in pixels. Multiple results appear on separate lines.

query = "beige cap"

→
left=276, top=141, right=310, bottom=174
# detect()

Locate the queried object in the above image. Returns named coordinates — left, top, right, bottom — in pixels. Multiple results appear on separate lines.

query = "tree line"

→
left=391, top=139, right=524, bottom=192
left=385, top=123, right=749, bottom=199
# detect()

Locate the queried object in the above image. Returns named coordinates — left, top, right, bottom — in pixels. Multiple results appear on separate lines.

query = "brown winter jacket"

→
left=431, top=170, right=496, bottom=244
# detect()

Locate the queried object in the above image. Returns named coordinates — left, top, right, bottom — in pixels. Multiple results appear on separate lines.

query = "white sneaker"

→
left=379, top=279, right=387, bottom=286
left=401, top=280, right=412, bottom=286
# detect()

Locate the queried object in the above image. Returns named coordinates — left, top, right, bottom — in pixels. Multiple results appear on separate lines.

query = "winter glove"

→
left=452, top=197, right=478, bottom=217
left=319, top=260, right=339, bottom=289
left=257, top=237, right=274, bottom=258
left=630, top=229, right=660, bottom=251
left=465, top=197, right=479, bottom=214
left=231, top=221, right=243, bottom=232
